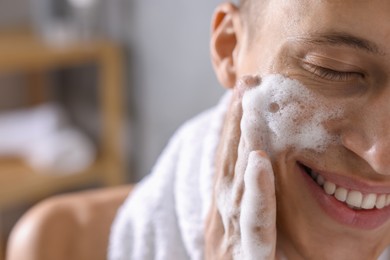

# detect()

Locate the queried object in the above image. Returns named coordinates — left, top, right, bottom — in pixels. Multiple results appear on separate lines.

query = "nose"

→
left=342, top=129, right=390, bottom=175
left=341, top=110, right=390, bottom=176
left=364, top=144, right=390, bottom=175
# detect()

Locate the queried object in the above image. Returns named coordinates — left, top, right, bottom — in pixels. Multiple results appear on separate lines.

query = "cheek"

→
left=241, top=74, right=343, bottom=157
left=237, top=36, right=281, bottom=79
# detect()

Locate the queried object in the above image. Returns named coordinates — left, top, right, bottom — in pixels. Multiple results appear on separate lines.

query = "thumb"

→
left=240, top=151, right=276, bottom=260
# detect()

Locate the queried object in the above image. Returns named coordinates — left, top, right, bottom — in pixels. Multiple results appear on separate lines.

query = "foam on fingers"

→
left=239, top=151, right=276, bottom=260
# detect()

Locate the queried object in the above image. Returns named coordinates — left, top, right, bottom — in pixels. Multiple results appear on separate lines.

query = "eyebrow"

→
left=296, top=32, right=384, bottom=55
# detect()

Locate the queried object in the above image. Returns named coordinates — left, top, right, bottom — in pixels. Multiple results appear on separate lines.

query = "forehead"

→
left=261, top=0, right=390, bottom=47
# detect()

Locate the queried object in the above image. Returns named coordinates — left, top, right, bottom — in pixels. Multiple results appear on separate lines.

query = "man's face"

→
left=235, top=0, right=390, bottom=258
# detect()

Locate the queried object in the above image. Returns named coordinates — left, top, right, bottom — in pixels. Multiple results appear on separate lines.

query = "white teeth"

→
left=324, top=181, right=336, bottom=195
left=310, top=170, right=390, bottom=210
left=376, top=194, right=386, bottom=209
left=361, top=194, right=377, bottom=209
left=316, top=175, right=325, bottom=186
left=346, top=191, right=363, bottom=208
left=334, top=187, right=348, bottom=202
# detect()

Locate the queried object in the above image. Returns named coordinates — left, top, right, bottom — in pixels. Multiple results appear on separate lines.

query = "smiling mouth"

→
left=300, top=164, right=390, bottom=210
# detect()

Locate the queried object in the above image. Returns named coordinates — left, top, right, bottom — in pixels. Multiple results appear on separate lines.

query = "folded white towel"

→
left=26, top=127, right=96, bottom=174
left=108, top=92, right=390, bottom=259
left=0, top=104, right=64, bottom=155
left=0, top=103, right=96, bottom=174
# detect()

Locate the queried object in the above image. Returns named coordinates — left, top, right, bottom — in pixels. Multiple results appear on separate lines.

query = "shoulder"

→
left=8, top=186, right=132, bottom=260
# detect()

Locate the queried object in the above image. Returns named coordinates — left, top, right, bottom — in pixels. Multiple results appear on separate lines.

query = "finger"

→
left=207, top=82, right=245, bottom=257
left=214, top=84, right=245, bottom=246
left=236, top=75, right=261, bottom=98
left=217, top=75, right=262, bottom=181
left=230, top=75, right=263, bottom=206
left=240, top=150, right=276, bottom=260
left=204, top=198, right=226, bottom=259
left=211, top=75, right=262, bottom=256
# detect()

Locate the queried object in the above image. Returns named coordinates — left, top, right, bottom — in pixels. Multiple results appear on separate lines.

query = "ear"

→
left=210, top=3, right=242, bottom=89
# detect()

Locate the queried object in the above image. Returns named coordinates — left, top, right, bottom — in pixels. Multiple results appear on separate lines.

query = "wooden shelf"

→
left=0, top=29, right=127, bottom=209
left=0, top=29, right=117, bottom=73
left=0, top=158, right=105, bottom=210
left=0, top=29, right=127, bottom=260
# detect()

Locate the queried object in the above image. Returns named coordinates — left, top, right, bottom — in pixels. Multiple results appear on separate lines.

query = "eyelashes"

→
left=302, top=62, right=365, bottom=82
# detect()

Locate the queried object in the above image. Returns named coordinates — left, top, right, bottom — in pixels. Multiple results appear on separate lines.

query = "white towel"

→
left=0, top=104, right=64, bottom=155
left=0, top=104, right=96, bottom=174
left=108, top=92, right=230, bottom=260
left=108, top=92, right=390, bottom=260
left=26, top=127, right=96, bottom=174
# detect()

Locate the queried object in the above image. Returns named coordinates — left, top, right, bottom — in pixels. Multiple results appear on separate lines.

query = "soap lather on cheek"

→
left=241, top=74, right=342, bottom=154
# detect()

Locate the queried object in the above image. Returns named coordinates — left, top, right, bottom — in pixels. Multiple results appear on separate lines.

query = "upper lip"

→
left=298, top=160, right=390, bottom=194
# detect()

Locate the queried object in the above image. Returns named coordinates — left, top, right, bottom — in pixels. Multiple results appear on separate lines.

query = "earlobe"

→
left=210, top=3, right=241, bottom=89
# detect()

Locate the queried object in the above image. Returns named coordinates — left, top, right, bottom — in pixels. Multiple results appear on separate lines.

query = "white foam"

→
left=240, top=151, right=275, bottom=260
left=242, top=74, right=342, bottom=154
left=215, top=74, right=343, bottom=258
left=237, top=74, right=343, bottom=257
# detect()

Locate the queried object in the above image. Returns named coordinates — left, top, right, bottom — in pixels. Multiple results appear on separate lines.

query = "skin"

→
left=205, top=0, right=390, bottom=259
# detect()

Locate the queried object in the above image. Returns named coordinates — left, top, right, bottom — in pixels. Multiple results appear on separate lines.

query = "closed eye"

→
left=303, top=62, right=364, bottom=82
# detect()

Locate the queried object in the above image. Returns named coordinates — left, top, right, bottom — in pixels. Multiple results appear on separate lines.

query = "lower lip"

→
left=299, top=164, right=390, bottom=230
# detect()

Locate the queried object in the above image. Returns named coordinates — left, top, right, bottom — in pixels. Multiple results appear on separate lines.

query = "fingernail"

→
left=237, top=75, right=262, bottom=88
left=236, top=75, right=262, bottom=98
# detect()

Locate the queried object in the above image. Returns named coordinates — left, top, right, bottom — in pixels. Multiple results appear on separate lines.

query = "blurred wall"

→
left=0, top=0, right=30, bottom=28
left=127, top=1, right=226, bottom=180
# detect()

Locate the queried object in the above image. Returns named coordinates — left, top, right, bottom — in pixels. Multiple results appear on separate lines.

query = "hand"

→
left=204, top=75, right=277, bottom=259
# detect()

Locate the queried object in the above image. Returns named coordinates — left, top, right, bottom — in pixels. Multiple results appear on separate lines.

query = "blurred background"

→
left=0, top=0, right=231, bottom=258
